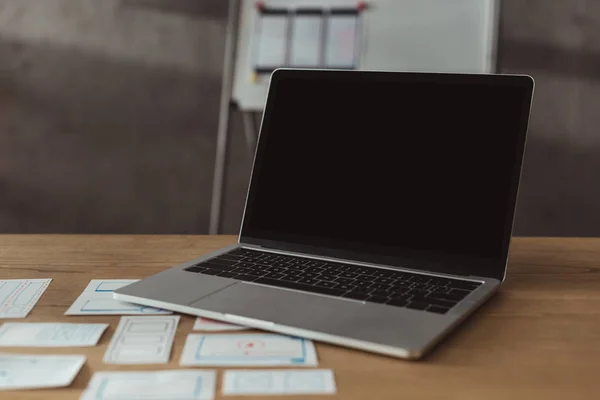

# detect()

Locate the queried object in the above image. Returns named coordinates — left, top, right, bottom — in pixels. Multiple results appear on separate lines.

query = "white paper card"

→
left=104, top=316, right=179, bottom=364
left=180, top=334, right=318, bottom=367
left=0, top=322, right=108, bottom=347
left=65, top=279, right=170, bottom=315
left=222, top=369, right=336, bottom=396
left=255, top=15, right=288, bottom=68
left=0, top=353, right=85, bottom=390
left=193, top=317, right=247, bottom=332
left=0, top=279, right=51, bottom=318
left=80, top=370, right=216, bottom=400
left=324, top=15, right=359, bottom=68
left=290, top=14, right=323, bottom=67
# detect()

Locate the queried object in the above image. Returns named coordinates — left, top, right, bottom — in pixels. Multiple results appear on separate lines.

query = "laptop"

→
left=114, top=69, right=534, bottom=359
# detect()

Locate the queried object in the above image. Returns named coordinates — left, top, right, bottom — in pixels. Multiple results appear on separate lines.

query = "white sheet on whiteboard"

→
left=325, top=15, right=359, bottom=68
left=290, top=14, right=323, bottom=67
left=255, top=15, right=288, bottom=68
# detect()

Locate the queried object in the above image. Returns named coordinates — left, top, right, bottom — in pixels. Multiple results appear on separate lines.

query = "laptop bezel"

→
left=238, top=69, right=534, bottom=282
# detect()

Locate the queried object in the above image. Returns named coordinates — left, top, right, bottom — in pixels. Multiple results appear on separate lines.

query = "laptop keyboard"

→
left=185, top=248, right=482, bottom=314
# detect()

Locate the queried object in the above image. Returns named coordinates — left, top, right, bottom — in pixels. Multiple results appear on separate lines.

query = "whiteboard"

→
left=232, top=0, right=499, bottom=111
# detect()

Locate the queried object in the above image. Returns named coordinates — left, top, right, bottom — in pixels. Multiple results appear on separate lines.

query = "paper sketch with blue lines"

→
left=65, top=280, right=171, bottom=315
left=179, top=333, right=318, bottom=367
left=80, top=370, right=216, bottom=400
left=0, top=279, right=52, bottom=318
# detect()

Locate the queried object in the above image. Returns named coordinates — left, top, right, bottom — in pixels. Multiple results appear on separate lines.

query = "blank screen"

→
left=242, top=71, right=532, bottom=274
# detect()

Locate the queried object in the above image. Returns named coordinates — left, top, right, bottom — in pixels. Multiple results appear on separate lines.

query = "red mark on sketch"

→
left=255, top=1, right=265, bottom=11
left=237, top=339, right=265, bottom=355
left=357, top=2, right=368, bottom=11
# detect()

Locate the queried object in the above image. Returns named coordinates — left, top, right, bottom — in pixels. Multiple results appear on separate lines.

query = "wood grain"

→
left=1, top=235, right=599, bottom=399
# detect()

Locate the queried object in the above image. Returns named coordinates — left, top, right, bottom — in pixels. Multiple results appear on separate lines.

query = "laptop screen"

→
left=240, top=70, right=533, bottom=280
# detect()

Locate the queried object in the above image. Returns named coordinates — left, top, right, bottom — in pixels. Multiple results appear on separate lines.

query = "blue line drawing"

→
left=94, top=281, right=132, bottom=293
left=13, top=282, right=43, bottom=306
left=0, top=281, right=20, bottom=309
left=194, top=334, right=307, bottom=363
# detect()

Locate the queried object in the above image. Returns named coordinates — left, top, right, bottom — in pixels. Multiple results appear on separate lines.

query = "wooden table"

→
left=1, top=235, right=599, bottom=399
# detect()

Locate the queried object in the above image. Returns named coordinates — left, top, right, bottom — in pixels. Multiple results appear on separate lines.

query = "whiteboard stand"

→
left=209, top=0, right=251, bottom=235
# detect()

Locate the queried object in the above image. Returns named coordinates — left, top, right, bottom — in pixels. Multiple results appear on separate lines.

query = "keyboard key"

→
left=411, top=283, right=428, bottom=290
left=389, top=294, right=411, bottom=303
left=353, top=280, right=372, bottom=288
left=315, top=281, right=337, bottom=288
left=340, top=272, right=359, bottom=279
left=334, top=283, right=354, bottom=291
left=448, top=280, right=481, bottom=290
left=369, top=283, right=392, bottom=290
left=449, top=289, right=471, bottom=298
left=343, top=291, right=370, bottom=301
left=305, top=266, right=327, bottom=274
left=298, top=278, right=319, bottom=285
left=254, top=277, right=345, bottom=297
left=264, top=272, right=285, bottom=279
left=217, top=271, right=237, bottom=278
left=215, top=255, right=244, bottom=262
left=284, top=269, right=302, bottom=276
left=269, top=267, right=286, bottom=273
left=386, top=299, right=409, bottom=307
left=406, top=301, right=428, bottom=310
left=372, top=270, right=395, bottom=277
left=319, top=274, right=337, bottom=281
left=355, top=267, right=374, bottom=275
left=208, top=257, right=238, bottom=266
left=411, top=275, right=431, bottom=283
left=300, top=272, right=319, bottom=279
left=201, top=269, right=221, bottom=276
left=426, top=305, right=450, bottom=314
left=359, top=275, right=377, bottom=282
left=232, top=267, right=253, bottom=274
left=200, top=262, right=230, bottom=271
left=185, top=266, right=206, bottom=273
left=421, top=296, right=456, bottom=308
left=306, top=261, right=326, bottom=267
left=233, top=274, right=259, bottom=282
left=370, top=289, right=391, bottom=298
left=407, top=289, right=428, bottom=297
left=428, top=277, right=451, bottom=286
left=392, top=283, right=411, bottom=292
left=334, top=277, right=354, bottom=285
left=281, top=274, right=301, bottom=282
left=374, top=277, right=394, bottom=284
left=366, top=296, right=388, bottom=304
left=428, top=292, right=463, bottom=302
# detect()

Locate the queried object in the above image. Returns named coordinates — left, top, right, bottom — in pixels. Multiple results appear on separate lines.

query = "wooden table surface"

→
left=1, top=235, right=599, bottom=399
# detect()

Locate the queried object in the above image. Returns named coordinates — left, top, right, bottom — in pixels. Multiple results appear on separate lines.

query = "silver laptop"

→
left=115, top=69, right=534, bottom=360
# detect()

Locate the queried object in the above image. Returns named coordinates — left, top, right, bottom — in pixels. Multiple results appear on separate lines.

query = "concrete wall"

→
left=1, top=0, right=600, bottom=236
left=0, top=0, right=251, bottom=233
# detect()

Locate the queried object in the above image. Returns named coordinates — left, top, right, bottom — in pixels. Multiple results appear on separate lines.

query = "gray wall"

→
left=0, top=0, right=599, bottom=236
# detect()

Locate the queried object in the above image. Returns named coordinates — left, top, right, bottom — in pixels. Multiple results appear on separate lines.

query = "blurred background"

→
left=0, top=0, right=598, bottom=236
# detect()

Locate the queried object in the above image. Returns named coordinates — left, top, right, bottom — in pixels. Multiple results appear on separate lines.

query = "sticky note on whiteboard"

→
left=325, top=12, right=359, bottom=68
left=255, top=11, right=288, bottom=71
left=290, top=11, right=324, bottom=67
